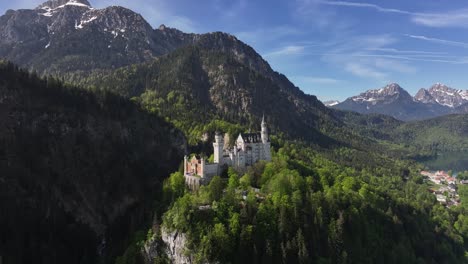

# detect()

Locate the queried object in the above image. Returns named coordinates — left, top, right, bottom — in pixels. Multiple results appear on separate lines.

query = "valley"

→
left=0, top=0, right=467, bottom=263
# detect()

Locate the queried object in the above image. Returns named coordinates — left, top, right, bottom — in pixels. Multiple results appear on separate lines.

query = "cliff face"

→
left=0, top=62, right=187, bottom=263
left=143, top=228, right=194, bottom=264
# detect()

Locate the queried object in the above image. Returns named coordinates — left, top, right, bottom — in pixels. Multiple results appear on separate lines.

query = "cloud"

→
left=263, top=45, right=305, bottom=57
left=373, top=58, right=416, bottom=74
left=293, top=76, right=342, bottom=84
left=405, top=34, right=468, bottom=48
left=316, top=0, right=468, bottom=28
left=317, top=0, right=411, bottom=15
left=367, top=48, right=447, bottom=55
left=412, top=9, right=468, bottom=28
left=345, top=63, right=387, bottom=79
left=318, top=34, right=420, bottom=80
left=212, top=0, right=247, bottom=19
left=235, top=26, right=303, bottom=47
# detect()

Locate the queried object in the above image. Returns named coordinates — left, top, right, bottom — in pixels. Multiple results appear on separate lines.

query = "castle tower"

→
left=261, top=116, right=271, bottom=161
left=213, top=131, right=224, bottom=163
left=261, top=115, right=268, bottom=144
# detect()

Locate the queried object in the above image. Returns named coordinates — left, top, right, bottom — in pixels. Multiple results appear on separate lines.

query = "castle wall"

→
left=185, top=175, right=201, bottom=190
left=203, top=163, right=219, bottom=181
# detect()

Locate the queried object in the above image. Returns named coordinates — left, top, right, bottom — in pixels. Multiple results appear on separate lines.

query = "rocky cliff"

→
left=143, top=228, right=194, bottom=264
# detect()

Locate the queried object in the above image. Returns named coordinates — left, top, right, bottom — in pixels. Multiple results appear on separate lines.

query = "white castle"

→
left=184, top=117, right=271, bottom=189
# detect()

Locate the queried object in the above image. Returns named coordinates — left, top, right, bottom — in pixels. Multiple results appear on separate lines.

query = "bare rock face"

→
left=414, top=88, right=437, bottom=104
left=425, top=83, right=468, bottom=108
left=143, top=228, right=195, bottom=264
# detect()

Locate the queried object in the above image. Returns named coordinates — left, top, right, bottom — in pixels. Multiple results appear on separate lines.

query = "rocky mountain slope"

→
left=0, top=61, right=186, bottom=263
left=415, top=83, right=468, bottom=108
left=333, top=83, right=465, bottom=121
left=80, top=45, right=355, bottom=149
left=0, top=0, right=349, bottom=146
left=0, top=0, right=197, bottom=75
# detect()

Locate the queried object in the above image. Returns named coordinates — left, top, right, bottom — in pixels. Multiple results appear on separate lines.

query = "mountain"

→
left=81, top=45, right=344, bottom=147
left=0, top=61, right=186, bottom=263
left=332, top=83, right=448, bottom=121
left=0, top=0, right=197, bottom=75
left=415, top=83, right=468, bottom=108
left=333, top=83, right=460, bottom=121
left=0, top=0, right=351, bottom=147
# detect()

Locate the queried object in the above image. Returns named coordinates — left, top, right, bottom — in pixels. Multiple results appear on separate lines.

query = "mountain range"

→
left=0, top=0, right=347, bottom=146
left=331, top=83, right=468, bottom=121
left=1, top=0, right=468, bottom=263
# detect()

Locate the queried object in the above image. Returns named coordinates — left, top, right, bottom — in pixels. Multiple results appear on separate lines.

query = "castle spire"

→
left=261, top=115, right=268, bottom=143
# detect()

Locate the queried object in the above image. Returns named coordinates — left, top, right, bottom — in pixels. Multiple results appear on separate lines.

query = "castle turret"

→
left=213, top=131, right=224, bottom=163
left=261, top=116, right=271, bottom=161
left=261, top=115, right=268, bottom=144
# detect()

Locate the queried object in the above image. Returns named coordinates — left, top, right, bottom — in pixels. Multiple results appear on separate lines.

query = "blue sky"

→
left=2, top=0, right=468, bottom=101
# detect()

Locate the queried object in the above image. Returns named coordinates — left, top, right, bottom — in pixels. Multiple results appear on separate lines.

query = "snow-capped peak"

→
left=425, top=83, right=468, bottom=108
left=350, top=83, right=409, bottom=104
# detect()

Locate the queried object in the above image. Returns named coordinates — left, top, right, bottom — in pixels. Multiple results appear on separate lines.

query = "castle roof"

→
left=240, top=132, right=263, bottom=143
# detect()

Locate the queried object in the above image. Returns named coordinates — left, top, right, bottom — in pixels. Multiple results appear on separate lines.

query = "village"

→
left=421, top=170, right=468, bottom=207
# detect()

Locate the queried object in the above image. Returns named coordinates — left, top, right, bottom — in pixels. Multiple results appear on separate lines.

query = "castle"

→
left=184, top=117, right=271, bottom=189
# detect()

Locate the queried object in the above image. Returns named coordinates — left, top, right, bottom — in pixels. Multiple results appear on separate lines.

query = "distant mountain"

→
left=415, top=83, right=468, bottom=108
left=323, top=100, right=340, bottom=107
left=332, top=83, right=447, bottom=121
left=333, top=83, right=466, bottom=121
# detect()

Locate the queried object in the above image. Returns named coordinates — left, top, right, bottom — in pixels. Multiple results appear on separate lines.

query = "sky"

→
left=2, top=0, right=468, bottom=101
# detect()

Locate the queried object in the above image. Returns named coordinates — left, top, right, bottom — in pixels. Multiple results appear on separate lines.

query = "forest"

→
left=154, top=138, right=468, bottom=264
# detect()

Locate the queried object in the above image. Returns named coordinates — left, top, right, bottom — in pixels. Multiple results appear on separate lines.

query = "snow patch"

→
left=75, top=15, right=98, bottom=29
left=39, top=0, right=92, bottom=17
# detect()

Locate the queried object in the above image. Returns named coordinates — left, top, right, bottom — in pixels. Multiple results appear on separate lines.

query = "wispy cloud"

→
left=293, top=76, right=342, bottom=84
left=412, top=9, right=468, bottom=28
left=317, top=0, right=411, bottom=15
left=235, top=26, right=303, bottom=46
left=345, top=63, right=387, bottom=79
left=263, top=45, right=306, bottom=57
left=212, top=0, right=248, bottom=19
left=319, top=34, right=420, bottom=80
left=367, top=48, right=447, bottom=55
left=316, top=0, right=468, bottom=28
left=405, top=34, right=468, bottom=48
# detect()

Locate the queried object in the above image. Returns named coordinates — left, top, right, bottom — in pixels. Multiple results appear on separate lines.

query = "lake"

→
left=420, top=151, right=468, bottom=172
